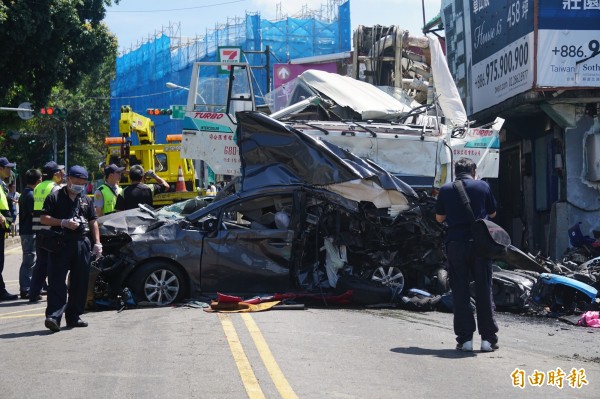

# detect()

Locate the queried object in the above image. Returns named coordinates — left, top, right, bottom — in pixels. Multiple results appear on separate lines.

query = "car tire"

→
left=129, top=261, right=186, bottom=306
left=370, top=266, right=405, bottom=293
left=336, top=275, right=395, bottom=305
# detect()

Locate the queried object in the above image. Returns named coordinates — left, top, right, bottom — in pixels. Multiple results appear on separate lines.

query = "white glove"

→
left=92, top=243, right=103, bottom=257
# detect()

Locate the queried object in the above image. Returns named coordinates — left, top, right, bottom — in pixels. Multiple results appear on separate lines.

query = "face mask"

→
left=68, top=183, right=86, bottom=194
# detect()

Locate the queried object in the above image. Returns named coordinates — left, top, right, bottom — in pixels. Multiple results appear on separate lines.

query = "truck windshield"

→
left=193, top=65, right=253, bottom=113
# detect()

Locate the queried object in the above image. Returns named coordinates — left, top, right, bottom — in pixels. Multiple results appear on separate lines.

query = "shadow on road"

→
left=0, top=330, right=53, bottom=339
left=391, top=346, right=476, bottom=358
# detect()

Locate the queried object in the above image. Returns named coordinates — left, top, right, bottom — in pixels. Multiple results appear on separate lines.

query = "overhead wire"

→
left=105, top=0, right=247, bottom=13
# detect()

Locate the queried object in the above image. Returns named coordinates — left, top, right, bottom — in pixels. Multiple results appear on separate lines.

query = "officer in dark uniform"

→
left=29, top=161, right=64, bottom=302
left=435, top=158, right=499, bottom=352
left=42, top=166, right=102, bottom=332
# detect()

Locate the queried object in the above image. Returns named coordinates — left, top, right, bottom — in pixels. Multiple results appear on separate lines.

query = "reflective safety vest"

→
left=0, top=183, right=10, bottom=230
left=33, top=180, right=57, bottom=231
left=98, top=184, right=122, bottom=214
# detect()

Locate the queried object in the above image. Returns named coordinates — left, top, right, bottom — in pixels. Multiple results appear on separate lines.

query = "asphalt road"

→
left=1, top=242, right=599, bottom=399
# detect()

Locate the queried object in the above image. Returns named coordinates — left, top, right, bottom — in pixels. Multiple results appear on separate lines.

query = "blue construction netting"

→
left=109, top=1, right=351, bottom=144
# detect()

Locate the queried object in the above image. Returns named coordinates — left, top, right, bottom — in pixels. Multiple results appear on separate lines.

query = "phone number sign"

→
left=536, top=2, right=600, bottom=87
left=471, top=33, right=534, bottom=113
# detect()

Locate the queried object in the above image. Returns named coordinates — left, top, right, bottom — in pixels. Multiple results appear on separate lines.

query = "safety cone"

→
left=175, top=165, right=187, bottom=192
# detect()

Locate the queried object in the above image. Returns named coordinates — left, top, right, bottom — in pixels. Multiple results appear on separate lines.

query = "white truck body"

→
left=180, top=41, right=503, bottom=187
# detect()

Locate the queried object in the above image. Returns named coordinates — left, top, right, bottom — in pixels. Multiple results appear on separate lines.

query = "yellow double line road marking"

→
left=219, top=313, right=298, bottom=399
left=219, top=314, right=265, bottom=399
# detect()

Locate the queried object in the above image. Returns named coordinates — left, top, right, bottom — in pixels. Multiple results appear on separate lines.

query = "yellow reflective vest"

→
left=98, top=184, right=122, bottom=214
left=0, top=183, right=10, bottom=230
left=33, top=180, right=57, bottom=231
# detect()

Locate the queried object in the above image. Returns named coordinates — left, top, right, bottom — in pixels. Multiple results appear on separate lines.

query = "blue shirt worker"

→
left=28, top=161, right=64, bottom=302
left=0, top=157, right=17, bottom=301
left=435, top=157, right=499, bottom=353
left=18, top=169, right=42, bottom=299
left=42, top=165, right=102, bottom=332
left=94, top=163, right=124, bottom=216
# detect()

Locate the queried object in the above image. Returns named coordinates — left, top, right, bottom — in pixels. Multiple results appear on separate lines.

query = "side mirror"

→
left=200, top=218, right=219, bottom=232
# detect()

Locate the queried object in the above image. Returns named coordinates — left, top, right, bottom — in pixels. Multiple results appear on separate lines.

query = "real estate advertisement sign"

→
left=442, top=0, right=535, bottom=115
left=537, top=2, right=600, bottom=87
left=468, top=0, right=535, bottom=114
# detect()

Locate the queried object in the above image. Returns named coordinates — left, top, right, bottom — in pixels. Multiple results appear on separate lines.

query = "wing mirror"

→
left=200, top=217, right=219, bottom=232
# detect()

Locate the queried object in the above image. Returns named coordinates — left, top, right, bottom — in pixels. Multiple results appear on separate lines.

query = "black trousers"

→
left=46, top=237, right=91, bottom=324
left=29, top=239, right=49, bottom=296
left=446, top=240, right=498, bottom=345
left=0, top=233, right=5, bottom=292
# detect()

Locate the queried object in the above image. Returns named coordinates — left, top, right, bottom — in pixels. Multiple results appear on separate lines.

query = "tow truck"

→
left=105, top=105, right=197, bottom=206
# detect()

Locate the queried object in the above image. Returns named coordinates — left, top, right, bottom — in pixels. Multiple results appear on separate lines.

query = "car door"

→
left=200, top=193, right=295, bottom=294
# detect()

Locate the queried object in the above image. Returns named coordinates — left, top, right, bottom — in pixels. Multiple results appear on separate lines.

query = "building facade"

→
left=441, top=0, right=600, bottom=258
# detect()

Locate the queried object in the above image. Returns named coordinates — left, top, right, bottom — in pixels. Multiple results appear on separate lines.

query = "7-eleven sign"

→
left=218, top=46, right=242, bottom=74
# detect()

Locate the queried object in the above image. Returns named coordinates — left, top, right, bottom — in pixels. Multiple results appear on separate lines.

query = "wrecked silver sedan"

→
left=92, top=112, right=447, bottom=306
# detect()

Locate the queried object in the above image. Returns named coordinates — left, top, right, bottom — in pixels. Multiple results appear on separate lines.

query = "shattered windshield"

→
left=157, top=197, right=213, bottom=219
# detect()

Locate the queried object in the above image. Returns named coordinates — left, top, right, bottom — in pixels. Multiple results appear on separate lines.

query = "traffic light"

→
left=146, top=108, right=172, bottom=116
left=40, top=107, right=68, bottom=119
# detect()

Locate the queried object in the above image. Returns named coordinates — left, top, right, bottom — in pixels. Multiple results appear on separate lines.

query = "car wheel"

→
left=129, top=261, right=186, bottom=306
left=336, top=275, right=395, bottom=305
left=371, top=266, right=405, bottom=293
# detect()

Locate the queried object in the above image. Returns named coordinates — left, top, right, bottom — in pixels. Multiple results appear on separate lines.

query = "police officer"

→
left=94, top=163, right=125, bottom=216
left=28, top=161, right=64, bottom=302
left=0, top=157, right=17, bottom=301
left=115, top=164, right=169, bottom=210
left=42, top=165, right=102, bottom=332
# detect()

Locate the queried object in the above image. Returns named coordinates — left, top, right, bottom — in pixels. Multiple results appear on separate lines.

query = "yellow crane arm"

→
left=118, top=105, right=156, bottom=145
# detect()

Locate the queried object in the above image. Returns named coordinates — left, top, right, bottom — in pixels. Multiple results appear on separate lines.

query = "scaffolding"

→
left=109, top=1, right=350, bottom=143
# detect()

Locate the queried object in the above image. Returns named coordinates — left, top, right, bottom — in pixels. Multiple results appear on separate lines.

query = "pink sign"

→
left=273, top=63, right=338, bottom=89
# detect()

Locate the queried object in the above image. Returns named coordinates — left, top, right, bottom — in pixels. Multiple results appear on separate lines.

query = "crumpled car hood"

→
left=98, top=207, right=161, bottom=236
left=237, top=111, right=417, bottom=208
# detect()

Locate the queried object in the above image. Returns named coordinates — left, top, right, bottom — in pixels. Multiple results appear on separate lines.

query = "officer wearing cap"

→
left=94, top=164, right=125, bottom=216
left=41, top=165, right=101, bottom=332
left=28, top=161, right=65, bottom=302
left=0, top=157, right=18, bottom=301
left=115, top=164, right=169, bottom=211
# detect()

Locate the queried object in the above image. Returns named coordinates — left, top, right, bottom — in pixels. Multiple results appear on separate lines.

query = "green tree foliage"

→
left=0, top=0, right=119, bottom=184
left=0, top=0, right=119, bottom=111
left=6, top=49, right=116, bottom=182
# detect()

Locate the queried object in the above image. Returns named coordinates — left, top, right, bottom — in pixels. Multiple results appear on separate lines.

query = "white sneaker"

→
left=456, top=340, right=473, bottom=351
left=481, top=340, right=499, bottom=352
